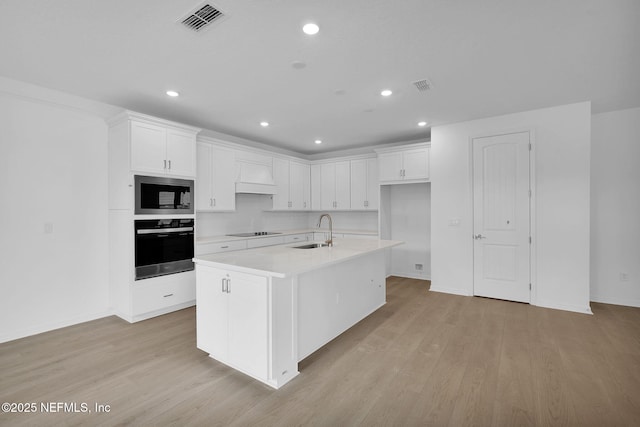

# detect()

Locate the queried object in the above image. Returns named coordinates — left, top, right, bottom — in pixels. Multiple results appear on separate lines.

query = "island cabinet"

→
left=376, top=143, right=430, bottom=184
left=193, top=238, right=402, bottom=389
left=196, top=268, right=269, bottom=381
left=195, top=265, right=298, bottom=389
left=196, top=142, right=236, bottom=211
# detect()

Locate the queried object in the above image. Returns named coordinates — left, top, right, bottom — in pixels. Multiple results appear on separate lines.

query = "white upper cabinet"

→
left=273, top=158, right=310, bottom=210
left=350, top=158, right=378, bottom=210
left=165, top=129, right=197, bottom=177
left=196, top=142, right=236, bottom=211
left=319, top=161, right=350, bottom=210
left=290, top=161, right=311, bottom=210
left=376, top=143, right=430, bottom=184
left=129, top=117, right=198, bottom=178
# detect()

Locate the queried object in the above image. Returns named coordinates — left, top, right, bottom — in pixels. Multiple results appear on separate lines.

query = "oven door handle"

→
left=136, top=227, right=194, bottom=235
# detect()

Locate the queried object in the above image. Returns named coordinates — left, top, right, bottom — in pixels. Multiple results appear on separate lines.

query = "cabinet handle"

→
left=163, top=293, right=174, bottom=298
left=168, top=160, right=171, bottom=170
left=210, top=198, right=213, bottom=207
left=213, top=198, right=216, bottom=207
left=221, top=245, right=229, bottom=249
left=227, top=278, right=231, bottom=294
left=221, top=278, right=225, bottom=292
left=164, top=160, right=167, bottom=169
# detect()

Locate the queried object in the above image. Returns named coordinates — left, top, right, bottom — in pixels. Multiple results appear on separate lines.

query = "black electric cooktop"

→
left=225, top=232, right=282, bottom=237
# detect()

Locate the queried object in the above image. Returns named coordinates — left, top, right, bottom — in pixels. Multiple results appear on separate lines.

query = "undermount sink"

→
left=292, top=243, right=329, bottom=249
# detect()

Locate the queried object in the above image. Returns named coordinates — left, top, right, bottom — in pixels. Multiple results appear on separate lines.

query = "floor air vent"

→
left=181, top=3, right=224, bottom=32
left=412, top=78, right=433, bottom=92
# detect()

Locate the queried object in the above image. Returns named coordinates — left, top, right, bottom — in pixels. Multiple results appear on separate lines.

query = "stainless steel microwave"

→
left=134, top=175, right=194, bottom=215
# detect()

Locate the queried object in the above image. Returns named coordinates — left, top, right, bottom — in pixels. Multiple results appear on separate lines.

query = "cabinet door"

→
left=334, top=161, right=351, bottom=209
left=166, top=129, right=196, bottom=177
left=196, top=142, right=213, bottom=211
left=284, top=234, right=309, bottom=244
left=310, top=164, right=322, bottom=210
left=246, top=236, right=285, bottom=248
left=377, top=151, right=403, bottom=183
left=402, top=147, right=429, bottom=181
left=227, top=272, right=268, bottom=380
left=211, top=147, right=236, bottom=211
left=130, top=121, right=166, bottom=174
left=272, top=158, right=290, bottom=210
left=366, top=158, right=379, bottom=209
left=290, top=161, right=310, bottom=210
left=320, top=163, right=336, bottom=210
left=350, top=159, right=368, bottom=209
left=195, top=267, right=228, bottom=360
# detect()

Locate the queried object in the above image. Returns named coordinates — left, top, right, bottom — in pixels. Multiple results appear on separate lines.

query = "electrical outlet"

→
left=415, top=263, right=423, bottom=271
left=620, top=272, right=629, bottom=281
left=44, top=222, right=54, bottom=234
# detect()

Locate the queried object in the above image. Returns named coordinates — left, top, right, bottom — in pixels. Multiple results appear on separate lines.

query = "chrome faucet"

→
left=317, top=213, right=333, bottom=247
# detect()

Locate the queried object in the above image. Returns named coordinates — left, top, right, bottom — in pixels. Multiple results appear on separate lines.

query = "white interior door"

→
left=473, top=132, right=531, bottom=303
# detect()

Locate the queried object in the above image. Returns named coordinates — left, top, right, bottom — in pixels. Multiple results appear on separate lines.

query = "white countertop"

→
left=193, top=238, right=402, bottom=278
left=196, top=228, right=378, bottom=245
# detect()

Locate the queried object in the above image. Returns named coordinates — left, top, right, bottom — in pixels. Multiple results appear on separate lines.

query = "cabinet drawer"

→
left=196, top=240, right=247, bottom=256
left=284, top=234, right=310, bottom=243
left=247, top=236, right=285, bottom=248
left=132, top=272, right=195, bottom=316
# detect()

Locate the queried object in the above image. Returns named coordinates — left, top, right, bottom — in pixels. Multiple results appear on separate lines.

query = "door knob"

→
left=474, top=234, right=486, bottom=240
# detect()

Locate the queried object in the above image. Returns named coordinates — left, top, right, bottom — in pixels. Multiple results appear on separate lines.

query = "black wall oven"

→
left=135, top=175, right=194, bottom=215
left=134, top=218, right=194, bottom=280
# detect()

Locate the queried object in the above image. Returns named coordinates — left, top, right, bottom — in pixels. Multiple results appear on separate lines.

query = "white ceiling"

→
left=1, top=0, right=639, bottom=154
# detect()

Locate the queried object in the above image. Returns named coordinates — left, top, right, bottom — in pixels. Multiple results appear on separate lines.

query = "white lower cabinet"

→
left=130, top=271, right=196, bottom=321
left=284, top=233, right=311, bottom=244
left=196, top=268, right=268, bottom=380
left=246, top=235, right=285, bottom=248
left=196, top=240, right=247, bottom=256
left=196, top=265, right=298, bottom=388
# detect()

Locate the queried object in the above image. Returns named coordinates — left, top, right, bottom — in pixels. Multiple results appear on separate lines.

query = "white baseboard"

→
left=590, top=294, right=640, bottom=308
left=388, top=271, right=431, bottom=281
left=0, top=309, right=114, bottom=344
left=429, top=285, right=472, bottom=297
left=534, top=299, right=593, bottom=315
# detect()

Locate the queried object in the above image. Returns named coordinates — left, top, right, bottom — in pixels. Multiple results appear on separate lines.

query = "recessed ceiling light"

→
left=166, top=90, right=179, bottom=97
left=303, top=23, right=319, bottom=35
left=380, top=89, right=393, bottom=97
left=418, top=121, right=428, bottom=127
left=314, top=139, right=322, bottom=144
left=260, top=121, right=269, bottom=127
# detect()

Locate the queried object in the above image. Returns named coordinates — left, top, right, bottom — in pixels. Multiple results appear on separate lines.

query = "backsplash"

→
left=307, top=211, right=378, bottom=232
left=196, top=194, right=378, bottom=237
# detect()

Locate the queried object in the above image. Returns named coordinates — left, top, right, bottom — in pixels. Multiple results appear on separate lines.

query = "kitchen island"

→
left=193, top=238, right=402, bottom=389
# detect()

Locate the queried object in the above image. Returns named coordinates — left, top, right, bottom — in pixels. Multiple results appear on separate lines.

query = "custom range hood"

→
left=235, top=160, right=277, bottom=195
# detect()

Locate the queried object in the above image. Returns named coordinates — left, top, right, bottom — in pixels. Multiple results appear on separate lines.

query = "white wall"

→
left=0, top=81, right=111, bottom=342
left=380, top=183, right=431, bottom=279
left=431, top=102, right=592, bottom=314
left=591, top=107, right=640, bottom=307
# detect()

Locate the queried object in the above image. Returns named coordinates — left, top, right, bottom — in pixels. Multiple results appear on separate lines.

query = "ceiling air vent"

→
left=181, top=3, right=225, bottom=32
left=412, top=78, right=433, bottom=92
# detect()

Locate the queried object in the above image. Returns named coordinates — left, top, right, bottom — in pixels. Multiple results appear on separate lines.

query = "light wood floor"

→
left=1, top=277, right=639, bottom=426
